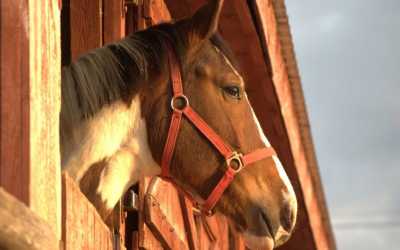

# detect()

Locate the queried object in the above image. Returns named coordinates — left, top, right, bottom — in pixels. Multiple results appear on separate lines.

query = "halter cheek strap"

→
left=160, top=44, right=276, bottom=214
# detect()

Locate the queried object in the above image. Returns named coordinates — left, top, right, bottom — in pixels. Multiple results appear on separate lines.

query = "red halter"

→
left=160, top=45, right=276, bottom=214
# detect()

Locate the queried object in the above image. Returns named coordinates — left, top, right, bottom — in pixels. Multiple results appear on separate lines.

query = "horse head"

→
left=141, top=1, right=298, bottom=248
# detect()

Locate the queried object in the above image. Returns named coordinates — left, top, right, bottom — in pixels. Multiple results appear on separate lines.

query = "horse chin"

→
left=243, top=231, right=274, bottom=250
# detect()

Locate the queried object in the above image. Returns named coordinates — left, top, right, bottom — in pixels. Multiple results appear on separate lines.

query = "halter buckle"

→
left=171, top=94, right=189, bottom=111
left=226, top=152, right=244, bottom=173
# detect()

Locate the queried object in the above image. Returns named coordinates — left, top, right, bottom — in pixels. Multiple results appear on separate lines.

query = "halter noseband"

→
left=160, top=44, right=276, bottom=215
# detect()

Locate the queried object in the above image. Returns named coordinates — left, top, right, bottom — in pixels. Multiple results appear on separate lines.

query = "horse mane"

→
left=61, top=23, right=239, bottom=125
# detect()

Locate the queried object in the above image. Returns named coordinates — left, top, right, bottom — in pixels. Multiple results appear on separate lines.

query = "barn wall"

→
left=62, top=174, right=114, bottom=250
left=0, top=0, right=61, bottom=238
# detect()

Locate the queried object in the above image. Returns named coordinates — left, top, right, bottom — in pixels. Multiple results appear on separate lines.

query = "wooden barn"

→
left=0, top=0, right=336, bottom=249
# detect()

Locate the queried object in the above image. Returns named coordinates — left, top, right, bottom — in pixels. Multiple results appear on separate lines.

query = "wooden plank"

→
left=138, top=178, right=164, bottom=250
left=0, top=188, right=59, bottom=250
left=205, top=214, right=230, bottom=250
left=0, top=0, right=31, bottom=206
left=103, top=0, right=125, bottom=44
left=69, top=0, right=102, bottom=60
left=29, top=0, right=62, bottom=238
left=62, top=173, right=114, bottom=250
left=179, top=196, right=198, bottom=250
left=194, top=214, right=215, bottom=250
left=142, top=177, right=189, bottom=250
left=144, top=0, right=172, bottom=24
left=0, top=0, right=61, bottom=238
left=144, top=194, right=188, bottom=250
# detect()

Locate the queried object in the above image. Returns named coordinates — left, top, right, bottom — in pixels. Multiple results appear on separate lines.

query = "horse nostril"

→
left=280, top=202, right=295, bottom=232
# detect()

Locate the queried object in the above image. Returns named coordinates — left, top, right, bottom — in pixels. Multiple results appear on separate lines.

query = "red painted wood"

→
left=0, top=0, right=30, bottom=205
left=144, top=0, right=171, bottom=24
left=103, top=0, right=125, bottom=44
left=69, top=0, right=102, bottom=61
left=1, top=2, right=61, bottom=237
left=180, top=196, right=198, bottom=250
left=62, top=173, right=114, bottom=250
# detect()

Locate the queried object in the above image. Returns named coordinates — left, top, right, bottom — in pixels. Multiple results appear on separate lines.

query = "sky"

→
left=285, top=0, right=400, bottom=249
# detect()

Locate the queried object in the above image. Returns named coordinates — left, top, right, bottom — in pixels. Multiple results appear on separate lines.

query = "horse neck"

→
left=60, top=41, right=161, bottom=178
left=61, top=68, right=161, bottom=219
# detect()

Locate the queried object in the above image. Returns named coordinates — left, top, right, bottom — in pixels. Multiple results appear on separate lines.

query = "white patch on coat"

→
left=62, top=95, right=160, bottom=210
left=214, top=45, right=295, bottom=202
left=246, top=94, right=295, bottom=196
left=214, top=45, right=295, bottom=197
left=246, top=94, right=297, bottom=236
left=215, top=44, right=297, bottom=241
left=96, top=117, right=160, bottom=210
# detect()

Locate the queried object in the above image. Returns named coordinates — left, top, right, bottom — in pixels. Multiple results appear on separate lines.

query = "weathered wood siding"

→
left=0, top=0, right=61, bottom=238
left=62, top=174, right=114, bottom=250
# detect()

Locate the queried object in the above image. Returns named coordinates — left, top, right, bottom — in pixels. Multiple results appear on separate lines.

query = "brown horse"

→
left=60, top=0, right=297, bottom=249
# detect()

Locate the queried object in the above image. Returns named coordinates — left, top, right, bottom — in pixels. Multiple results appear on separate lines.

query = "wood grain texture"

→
left=103, top=0, right=125, bottom=44
left=138, top=178, right=164, bottom=250
left=179, top=196, right=198, bottom=250
left=0, top=188, right=59, bottom=250
left=69, top=0, right=102, bottom=60
left=0, top=0, right=61, bottom=239
left=62, top=173, right=114, bottom=250
left=29, top=0, right=62, bottom=238
left=0, top=0, right=31, bottom=206
left=143, top=178, right=189, bottom=250
left=205, top=214, right=230, bottom=250
left=144, top=0, right=171, bottom=24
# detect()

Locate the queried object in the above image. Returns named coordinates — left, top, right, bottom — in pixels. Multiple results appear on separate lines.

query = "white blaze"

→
left=246, top=95, right=295, bottom=196
left=214, top=43, right=295, bottom=196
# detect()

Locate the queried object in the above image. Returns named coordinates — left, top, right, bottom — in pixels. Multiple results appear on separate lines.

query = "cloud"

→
left=318, top=12, right=343, bottom=33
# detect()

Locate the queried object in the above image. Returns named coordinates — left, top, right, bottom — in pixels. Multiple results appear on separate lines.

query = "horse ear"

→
left=178, top=0, right=224, bottom=49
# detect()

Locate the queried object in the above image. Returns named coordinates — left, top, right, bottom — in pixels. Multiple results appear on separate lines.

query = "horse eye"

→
left=223, top=86, right=241, bottom=99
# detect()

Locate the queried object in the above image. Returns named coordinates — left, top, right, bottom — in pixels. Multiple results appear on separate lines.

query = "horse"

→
left=60, top=0, right=297, bottom=249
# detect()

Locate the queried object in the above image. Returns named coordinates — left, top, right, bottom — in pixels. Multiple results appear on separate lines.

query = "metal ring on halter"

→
left=226, top=152, right=244, bottom=173
left=171, top=94, right=189, bottom=111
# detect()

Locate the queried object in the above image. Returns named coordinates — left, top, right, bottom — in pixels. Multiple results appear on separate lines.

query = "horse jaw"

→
left=95, top=115, right=160, bottom=213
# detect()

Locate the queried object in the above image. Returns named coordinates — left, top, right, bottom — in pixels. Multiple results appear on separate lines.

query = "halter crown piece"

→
left=160, top=43, right=277, bottom=215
